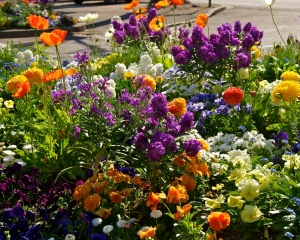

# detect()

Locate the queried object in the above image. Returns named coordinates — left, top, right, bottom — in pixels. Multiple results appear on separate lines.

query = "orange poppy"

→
left=84, top=193, right=101, bottom=211
left=174, top=203, right=192, bottom=220
left=207, top=212, right=231, bottom=232
left=43, top=69, right=65, bottom=83
left=12, top=81, right=30, bottom=98
left=155, top=0, right=171, bottom=9
left=109, top=191, right=123, bottom=203
left=22, top=0, right=30, bottom=4
left=133, top=7, right=147, bottom=15
left=124, top=0, right=139, bottom=10
left=64, top=68, right=77, bottom=76
left=40, top=29, right=67, bottom=47
left=171, top=0, right=184, bottom=5
left=195, top=14, right=208, bottom=28
left=166, top=186, right=179, bottom=204
left=181, top=173, right=196, bottom=191
left=27, top=14, right=49, bottom=30
left=95, top=208, right=111, bottom=219
left=149, top=16, right=166, bottom=31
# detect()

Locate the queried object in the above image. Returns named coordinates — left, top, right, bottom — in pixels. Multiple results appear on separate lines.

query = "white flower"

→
left=48, top=238, right=55, bottom=240
left=111, top=16, right=122, bottom=23
left=7, top=145, right=17, bottom=150
left=65, top=234, right=75, bottom=240
left=117, top=219, right=130, bottom=228
left=128, top=218, right=136, bottom=223
left=150, top=210, right=162, bottom=218
left=78, top=16, right=88, bottom=22
left=103, top=225, right=114, bottom=233
left=23, top=144, right=34, bottom=151
left=86, top=13, right=98, bottom=21
left=3, top=155, right=14, bottom=162
left=3, top=150, right=15, bottom=156
left=261, top=0, right=275, bottom=6
left=92, top=218, right=103, bottom=227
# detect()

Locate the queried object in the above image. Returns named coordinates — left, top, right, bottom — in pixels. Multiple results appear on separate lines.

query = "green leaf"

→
left=165, top=212, right=175, bottom=219
left=275, top=231, right=286, bottom=240
left=156, top=223, right=166, bottom=233
left=273, top=182, right=291, bottom=196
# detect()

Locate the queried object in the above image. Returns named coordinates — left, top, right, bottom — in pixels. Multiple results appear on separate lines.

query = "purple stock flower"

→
left=234, top=20, right=242, bottom=33
left=242, top=34, right=255, bottom=50
left=174, top=50, right=192, bottom=65
left=199, top=45, right=217, bottom=65
left=147, top=8, right=157, bottom=22
left=183, top=139, right=201, bottom=156
left=146, top=141, right=165, bottom=161
left=74, top=50, right=89, bottom=65
left=134, top=132, right=148, bottom=150
left=233, top=52, right=251, bottom=69
left=73, top=126, right=82, bottom=140
left=178, top=27, right=189, bottom=39
left=129, top=14, right=137, bottom=26
left=170, top=46, right=183, bottom=57
left=112, top=20, right=124, bottom=31
left=249, top=27, right=263, bottom=42
left=179, top=112, right=194, bottom=133
left=103, top=112, right=116, bottom=126
left=150, top=93, right=168, bottom=118
left=114, top=30, right=126, bottom=43
left=151, top=132, right=175, bottom=150
left=219, top=30, right=231, bottom=45
left=0, top=183, right=7, bottom=193
left=242, top=22, right=252, bottom=33
left=164, top=115, right=181, bottom=136
left=3, top=162, right=22, bottom=177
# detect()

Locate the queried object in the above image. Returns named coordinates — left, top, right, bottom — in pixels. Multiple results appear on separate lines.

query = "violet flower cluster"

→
left=171, top=21, right=263, bottom=69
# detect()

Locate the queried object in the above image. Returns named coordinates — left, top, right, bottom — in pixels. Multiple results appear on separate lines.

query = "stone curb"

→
left=0, top=22, right=86, bottom=39
left=166, top=5, right=227, bottom=27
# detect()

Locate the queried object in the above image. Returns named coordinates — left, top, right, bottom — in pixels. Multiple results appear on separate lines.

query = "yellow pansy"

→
left=241, top=205, right=263, bottom=223
left=4, top=100, right=14, bottom=109
left=212, top=184, right=224, bottom=191
left=238, top=179, right=260, bottom=201
left=227, top=195, right=244, bottom=209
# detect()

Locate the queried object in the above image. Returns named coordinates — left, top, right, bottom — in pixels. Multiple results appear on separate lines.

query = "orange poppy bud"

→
left=207, top=212, right=231, bottom=231
left=109, top=191, right=123, bottom=203
left=40, top=29, right=67, bottom=47
left=12, top=81, right=30, bottom=98
left=84, top=193, right=101, bottom=211
left=27, top=14, right=49, bottom=30
left=195, top=14, right=208, bottom=28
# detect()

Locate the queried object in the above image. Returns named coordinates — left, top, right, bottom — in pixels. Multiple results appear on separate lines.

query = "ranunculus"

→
left=222, top=87, right=244, bottom=105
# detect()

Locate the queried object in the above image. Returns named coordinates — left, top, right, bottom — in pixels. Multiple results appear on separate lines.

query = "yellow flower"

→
left=205, top=195, right=225, bottom=209
left=238, top=179, right=260, bottom=201
left=155, top=76, right=164, bottom=84
left=281, top=70, right=300, bottom=81
left=23, top=65, right=44, bottom=86
left=241, top=205, right=263, bottom=223
left=236, top=68, right=249, bottom=80
left=251, top=45, right=261, bottom=60
left=4, top=100, right=14, bottom=109
left=124, top=71, right=134, bottom=81
left=271, top=80, right=300, bottom=105
left=228, top=168, right=246, bottom=181
left=198, top=138, right=210, bottom=151
left=212, top=184, right=224, bottom=191
left=7, top=75, right=28, bottom=93
left=227, top=195, right=244, bottom=209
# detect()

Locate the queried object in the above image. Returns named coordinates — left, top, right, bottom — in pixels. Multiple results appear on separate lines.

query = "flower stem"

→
left=55, top=45, right=66, bottom=90
left=270, top=5, right=287, bottom=48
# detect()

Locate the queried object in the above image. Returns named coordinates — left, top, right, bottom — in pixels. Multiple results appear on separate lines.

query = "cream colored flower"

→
left=238, top=179, right=260, bottom=201
left=150, top=210, right=162, bottom=219
left=4, top=100, right=14, bottom=109
left=241, top=205, right=263, bottom=223
left=227, top=195, right=244, bottom=209
left=236, top=68, right=249, bottom=80
left=212, top=183, right=224, bottom=191
left=261, top=0, right=275, bottom=6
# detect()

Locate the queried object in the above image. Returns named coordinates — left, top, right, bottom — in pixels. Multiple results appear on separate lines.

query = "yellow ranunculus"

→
left=238, top=179, right=260, bottom=201
left=241, top=205, right=263, bottom=223
left=227, top=195, right=244, bottom=209
left=271, top=80, right=300, bottom=105
left=23, top=65, right=44, bottom=86
left=280, top=70, right=300, bottom=81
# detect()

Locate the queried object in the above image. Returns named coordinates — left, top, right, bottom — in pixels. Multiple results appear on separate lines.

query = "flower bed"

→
left=1, top=0, right=300, bottom=239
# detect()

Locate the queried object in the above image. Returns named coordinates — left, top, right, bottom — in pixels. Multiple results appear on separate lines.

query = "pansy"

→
left=137, top=226, right=156, bottom=239
left=207, top=212, right=230, bottom=231
left=241, top=205, right=263, bottom=223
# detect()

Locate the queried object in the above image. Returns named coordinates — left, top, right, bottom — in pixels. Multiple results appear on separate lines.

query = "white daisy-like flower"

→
left=65, top=234, right=75, bottom=240
left=3, top=150, right=15, bottom=156
left=6, top=145, right=17, bottom=150
left=103, top=225, right=114, bottom=233
left=92, top=218, right=103, bottom=227
left=117, top=219, right=130, bottom=228
left=23, top=144, right=34, bottom=151
left=150, top=210, right=162, bottom=219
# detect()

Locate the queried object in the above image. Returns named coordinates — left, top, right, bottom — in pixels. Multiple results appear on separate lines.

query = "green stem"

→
left=270, top=6, right=287, bottom=48
left=55, top=45, right=66, bottom=90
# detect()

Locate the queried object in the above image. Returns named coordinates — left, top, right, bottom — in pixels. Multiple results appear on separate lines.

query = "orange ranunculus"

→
left=23, top=66, right=44, bottom=86
left=121, top=188, right=134, bottom=198
left=167, top=97, right=187, bottom=117
left=84, top=193, right=101, bottom=211
left=149, top=16, right=166, bottom=31
left=43, top=69, right=63, bottom=82
left=171, top=0, right=184, bottom=5
left=40, top=29, right=67, bottom=47
left=181, top=173, right=196, bottom=191
left=195, top=14, right=208, bottom=28
left=109, top=191, right=123, bottom=203
left=174, top=203, right=192, bottom=220
left=27, top=14, right=49, bottom=30
left=166, top=186, right=179, bottom=204
left=95, top=208, right=111, bottom=219
left=12, top=81, right=30, bottom=98
left=124, top=0, right=139, bottom=10
left=222, top=87, right=244, bottom=105
left=146, top=192, right=166, bottom=210
left=155, top=0, right=171, bottom=9
left=207, top=212, right=231, bottom=232
left=138, top=226, right=156, bottom=239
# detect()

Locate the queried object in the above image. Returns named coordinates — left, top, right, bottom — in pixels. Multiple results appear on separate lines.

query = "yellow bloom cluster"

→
left=23, top=63, right=44, bottom=86
left=271, top=80, right=300, bottom=105
left=280, top=70, right=300, bottom=81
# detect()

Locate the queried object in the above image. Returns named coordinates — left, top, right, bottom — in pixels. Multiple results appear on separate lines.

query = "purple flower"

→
left=178, top=27, right=189, bottom=39
left=150, top=93, right=168, bottom=118
left=242, top=34, right=255, bottom=50
left=146, top=141, right=165, bottom=161
left=274, top=130, right=288, bottom=147
left=242, top=22, right=252, bottom=33
left=182, top=37, right=195, bottom=48
left=199, top=45, right=217, bottom=65
left=179, top=112, right=194, bottom=133
left=249, top=27, right=263, bottom=42
left=103, top=112, right=116, bottom=126
left=134, top=132, right=149, bottom=150
left=74, top=50, right=89, bottom=65
left=219, top=30, right=231, bottom=45
left=147, top=8, right=157, bottom=22
left=29, top=167, right=40, bottom=177
left=10, top=219, right=28, bottom=239
left=0, top=183, right=7, bottom=193
left=234, top=20, right=242, bottom=33
left=174, top=50, right=192, bottom=65
left=112, top=20, right=124, bottom=31
left=3, top=162, right=22, bottom=177
left=129, top=14, right=137, bottom=26
left=151, top=132, right=175, bottom=150
left=164, top=115, right=181, bottom=136
left=114, top=30, right=126, bottom=43
left=73, top=126, right=82, bottom=140
left=24, top=224, right=42, bottom=240
left=183, top=139, right=201, bottom=156
left=91, top=233, right=109, bottom=240
left=233, top=52, right=251, bottom=69
left=52, top=90, right=72, bottom=105
left=170, top=46, right=183, bottom=57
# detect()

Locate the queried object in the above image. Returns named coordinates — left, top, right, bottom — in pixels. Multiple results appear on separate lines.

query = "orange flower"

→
left=175, top=184, right=189, bottom=202
left=95, top=208, right=111, bottom=219
left=138, top=226, right=156, bottom=239
left=181, top=173, right=196, bottom=191
left=7, top=75, right=29, bottom=93
left=43, top=69, right=63, bottom=82
left=23, top=65, right=44, bottom=86
left=146, top=192, right=166, bottom=210
left=133, top=74, right=156, bottom=91
left=121, top=188, right=134, bottom=197
left=166, top=186, right=179, bottom=204
left=149, top=16, right=166, bottom=31
left=167, top=97, right=186, bottom=117
left=124, top=0, right=139, bottom=10
left=27, top=14, right=49, bottom=30
left=174, top=203, right=192, bottom=220
left=222, top=87, right=244, bottom=105
left=12, top=81, right=30, bottom=98
left=109, top=191, right=123, bottom=203
left=64, top=68, right=77, bottom=76
left=207, top=212, right=231, bottom=232
left=40, top=29, right=67, bottom=47
left=73, top=184, right=91, bottom=201
left=84, top=193, right=101, bottom=211
left=22, top=0, right=30, bottom=4
left=92, top=180, right=107, bottom=194
left=198, top=139, right=210, bottom=151
left=155, top=0, right=171, bottom=9
left=174, top=154, right=186, bottom=167
left=134, top=7, right=147, bottom=20
left=171, top=0, right=184, bottom=5
left=195, top=14, right=208, bottom=28
left=197, top=161, right=211, bottom=178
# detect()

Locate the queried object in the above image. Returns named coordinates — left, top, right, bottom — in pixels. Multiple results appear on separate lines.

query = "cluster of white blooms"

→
left=145, top=42, right=162, bottom=60
left=14, top=49, right=38, bottom=68
left=1, top=147, right=26, bottom=168
left=162, top=83, right=199, bottom=97
left=109, top=52, right=164, bottom=80
left=41, top=9, right=49, bottom=18
left=78, top=13, right=99, bottom=22
left=257, top=79, right=281, bottom=94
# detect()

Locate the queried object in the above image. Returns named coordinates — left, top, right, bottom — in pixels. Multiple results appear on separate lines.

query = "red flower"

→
left=12, top=81, right=30, bottom=98
left=222, top=87, right=244, bottom=105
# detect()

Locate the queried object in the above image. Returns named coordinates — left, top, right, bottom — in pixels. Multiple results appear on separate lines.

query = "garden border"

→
left=0, top=22, right=86, bottom=39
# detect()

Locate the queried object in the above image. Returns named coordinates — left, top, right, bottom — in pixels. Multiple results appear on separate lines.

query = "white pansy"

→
left=92, top=218, right=102, bottom=227
left=103, top=225, right=114, bottom=233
